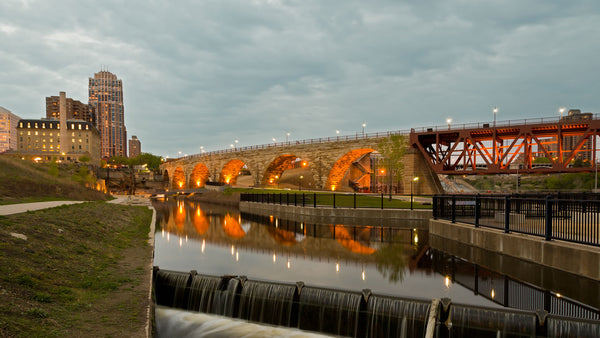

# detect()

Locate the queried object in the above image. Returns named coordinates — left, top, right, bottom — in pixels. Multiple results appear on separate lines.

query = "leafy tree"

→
left=79, top=155, right=91, bottom=163
left=130, top=153, right=162, bottom=171
left=533, top=156, right=551, bottom=163
left=377, top=134, right=407, bottom=196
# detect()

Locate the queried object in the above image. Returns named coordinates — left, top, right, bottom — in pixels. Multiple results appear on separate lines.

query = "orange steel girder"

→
left=409, top=120, right=600, bottom=174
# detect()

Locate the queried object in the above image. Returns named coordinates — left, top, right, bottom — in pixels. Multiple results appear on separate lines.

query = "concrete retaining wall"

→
left=240, top=201, right=432, bottom=229
left=429, top=219, right=600, bottom=281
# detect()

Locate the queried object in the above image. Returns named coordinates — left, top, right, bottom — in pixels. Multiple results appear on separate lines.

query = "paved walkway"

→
left=0, top=201, right=85, bottom=216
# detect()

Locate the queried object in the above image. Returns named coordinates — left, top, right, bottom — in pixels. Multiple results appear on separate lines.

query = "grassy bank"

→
left=0, top=155, right=108, bottom=205
left=0, top=202, right=153, bottom=337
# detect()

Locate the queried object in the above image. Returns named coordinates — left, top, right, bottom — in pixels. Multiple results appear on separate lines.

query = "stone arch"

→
left=262, top=154, right=297, bottom=186
left=220, top=159, right=245, bottom=185
left=163, top=170, right=170, bottom=190
left=326, top=148, right=375, bottom=191
left=189, top=163, right=210, bottom=188
left=172, top=167, right=186, bottom=190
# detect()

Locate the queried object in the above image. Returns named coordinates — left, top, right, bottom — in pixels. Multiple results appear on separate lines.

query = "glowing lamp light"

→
left=196, top=181, right=201, bottom=187
left=331, top=185, right=336, bottom=191
left=178, top=182, right=183, bottom=188
left=491, top=289, right=496, bottom=299
left=336, top=262, right=340, bottom=272
left=302, top=161, right=307, bottom=167
left=445, top=276, right=451, bottom=288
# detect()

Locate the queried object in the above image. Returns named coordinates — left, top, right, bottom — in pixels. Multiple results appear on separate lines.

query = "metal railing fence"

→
left=433, top=194, right=600, bottom=247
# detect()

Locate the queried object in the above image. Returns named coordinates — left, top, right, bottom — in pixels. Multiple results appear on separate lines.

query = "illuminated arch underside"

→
left=190, top=163, right=210, bottom=188
left=220, top=159, right=245, bottom=185
left=326, top=149, right=374, bottom=191
left=173, top=167, right=186, bottom=189
left=262, top=155, right=297, bottom=185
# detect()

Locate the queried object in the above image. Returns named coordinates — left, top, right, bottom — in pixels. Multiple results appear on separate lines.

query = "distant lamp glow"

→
left=445, top=276, right=451, bottom=288
left=331, top=185, right=336, bottom=191
left=336, top=262, right=340, bottom=272
left=273, top=253, right=277, bottom=263
left=446, top=118, right=452, bottom=128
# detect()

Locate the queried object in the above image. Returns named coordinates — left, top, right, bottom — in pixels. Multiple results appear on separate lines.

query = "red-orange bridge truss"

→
left=409, top=116, right=600, bottom=175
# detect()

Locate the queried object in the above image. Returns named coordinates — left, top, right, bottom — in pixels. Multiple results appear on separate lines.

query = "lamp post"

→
left=493, top=107, right=498, bottom=127
left=446, top=118, right=452, bottom=129
left=299, top=175, right=303, bottom=191
left=411, top=176, right=419, bottom=210
left=362, top=122, right=366, bottom=137
left=336, top=129, right=340, bottom=140
left=559, top=107, right=565, bottom=118
left=235, top=139, right=239, bottom=150
left=286, top=132, right=290, bottom=143
left=200, top=146, right=204, bottom=154
left=272, top=137, right=276, bottom=145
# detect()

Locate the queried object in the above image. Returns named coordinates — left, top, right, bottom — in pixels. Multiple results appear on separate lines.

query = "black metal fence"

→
left=240, top=192, right=428, bottom=210
left=433, top=194, right=600, bottom=247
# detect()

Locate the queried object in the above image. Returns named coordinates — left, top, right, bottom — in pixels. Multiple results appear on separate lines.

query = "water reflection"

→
left=152, top=198, right=600, bottom=319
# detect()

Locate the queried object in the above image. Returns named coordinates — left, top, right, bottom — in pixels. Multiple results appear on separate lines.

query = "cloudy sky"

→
left=1, top=0, right=598, bottom=157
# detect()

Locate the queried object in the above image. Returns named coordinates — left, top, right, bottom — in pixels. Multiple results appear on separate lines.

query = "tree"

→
left=79, top=155, right=91, bottom=163
left=130, top=153, right=162, bottom=171
left=377, top=134, right=408, bottom=197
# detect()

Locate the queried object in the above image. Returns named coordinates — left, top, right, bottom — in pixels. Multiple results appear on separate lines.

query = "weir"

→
left=153, top=268, right=600, bottom=337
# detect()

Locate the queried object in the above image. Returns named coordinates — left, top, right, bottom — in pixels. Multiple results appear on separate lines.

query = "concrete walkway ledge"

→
left=429, top=219, right=600, bottom=281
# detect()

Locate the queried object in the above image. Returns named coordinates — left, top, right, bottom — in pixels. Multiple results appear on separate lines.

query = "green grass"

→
left=0, top=196, right=75, bottom=205
left=0, top=201, right=152, bottom=337
left=228, top=187, right=431, bottom=209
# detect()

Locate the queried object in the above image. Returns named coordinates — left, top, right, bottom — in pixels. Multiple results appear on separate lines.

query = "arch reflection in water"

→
left=152, top=199, right=600, bottom=323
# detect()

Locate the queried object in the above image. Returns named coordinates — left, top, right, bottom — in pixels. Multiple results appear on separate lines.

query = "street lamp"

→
left=286, top=132, right=290, bottom=143
left=493, top=107, right=498, bottom=127
left=200, top=146, right=204, bottom=154
left=559, top=107, right=565, bottom=118
left=178, top=151, right=182, bottom=158
left=235, top=139, right=239, bottom=149
left=362, top=123, right=366, bottom=136
left=299, top=175, right=303, bottom=191
left=446, top=118, right=452, bottom=129
left=411, top=176, right=419, bottom=210
left=272, top=137, right=276, bottom=145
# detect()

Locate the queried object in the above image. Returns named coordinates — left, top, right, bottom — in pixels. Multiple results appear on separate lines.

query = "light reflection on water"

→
left=153, top=199, right=501, bottom=308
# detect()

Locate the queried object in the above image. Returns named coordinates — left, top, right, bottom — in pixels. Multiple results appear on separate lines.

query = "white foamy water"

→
left=155, top=306, right=332, bottom=338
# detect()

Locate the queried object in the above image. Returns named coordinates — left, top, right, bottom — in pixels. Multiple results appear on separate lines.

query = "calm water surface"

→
left=152, top=199, right=599, bottom=316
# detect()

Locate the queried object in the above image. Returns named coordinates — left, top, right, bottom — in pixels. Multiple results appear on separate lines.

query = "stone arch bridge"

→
left=160, top=135, right=442, bottom=194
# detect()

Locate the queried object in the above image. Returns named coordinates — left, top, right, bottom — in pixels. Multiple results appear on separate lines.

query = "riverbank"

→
left=0, top=200, right=154, bottom=337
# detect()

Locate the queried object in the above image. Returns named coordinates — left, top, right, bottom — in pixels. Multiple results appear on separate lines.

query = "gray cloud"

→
left=1, top=0, right=599, bottom=157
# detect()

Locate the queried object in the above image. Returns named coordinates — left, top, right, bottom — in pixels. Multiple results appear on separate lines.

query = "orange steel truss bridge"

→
left=409, top=116, right=600, bottom=175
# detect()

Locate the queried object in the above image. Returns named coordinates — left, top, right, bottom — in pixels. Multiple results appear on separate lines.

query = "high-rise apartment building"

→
left=88, top=70, right=126, bottom=158
left=46, top=95, right=95, bottom=125
left=128, top=135, right=141, bottom=158
left=0, top=107, right=22, bottom=153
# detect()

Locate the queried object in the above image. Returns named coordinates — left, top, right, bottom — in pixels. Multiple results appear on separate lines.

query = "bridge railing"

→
left=171, top=114, right=600, bottom=161
left=433, top=194, right=600, bottom=247
left=184, top=130, right=411, bottom=160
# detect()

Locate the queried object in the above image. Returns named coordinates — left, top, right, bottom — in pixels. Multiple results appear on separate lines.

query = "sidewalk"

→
left=0, top=201, right=85, bottom=216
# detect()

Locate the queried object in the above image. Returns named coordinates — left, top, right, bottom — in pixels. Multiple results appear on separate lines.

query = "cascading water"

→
left=547, top=316, right=600, bottom=337
left=208, top=276, right=240, bottom=317
left=296, top=286, right=363, bottom=337
left=449, top=304, right=537, bottom=337
left=237, top=280, right=296, bottom=327
left=154, top=269, right=193, bottom=309
left=366, top=295, right=431, bottom=338
left=186, top=274, right=221, bottom=312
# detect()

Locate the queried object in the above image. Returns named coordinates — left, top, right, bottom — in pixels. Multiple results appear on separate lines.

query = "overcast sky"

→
left=1, top=0, right=598, bottom=157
